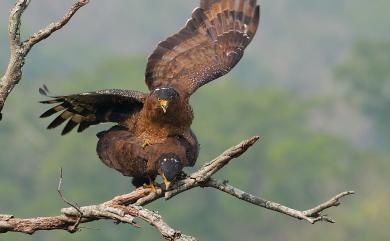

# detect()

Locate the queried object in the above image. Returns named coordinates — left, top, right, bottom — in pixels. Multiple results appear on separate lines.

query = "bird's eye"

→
left=157, top=97, right=161, bottom=101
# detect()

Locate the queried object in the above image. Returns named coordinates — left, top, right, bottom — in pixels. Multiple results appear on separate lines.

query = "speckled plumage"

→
left=39, top=0, right=260, bottom=187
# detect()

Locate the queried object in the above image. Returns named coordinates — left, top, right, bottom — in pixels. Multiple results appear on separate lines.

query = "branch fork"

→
left=0, top=0, right=90, bottom=119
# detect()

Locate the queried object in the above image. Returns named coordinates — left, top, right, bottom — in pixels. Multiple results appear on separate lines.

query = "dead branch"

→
left=0, top=0, right=89, bottom=120
left=205, top=179, right=354, bottom=224
left=0, top=136, right=354, bottom=240
left=57, top=168, right=83, bottom=233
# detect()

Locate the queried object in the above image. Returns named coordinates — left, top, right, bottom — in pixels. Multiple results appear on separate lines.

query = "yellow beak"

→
left=159, top=99, right=169, bottom=113
left=162, top=174, right=171, bottom=190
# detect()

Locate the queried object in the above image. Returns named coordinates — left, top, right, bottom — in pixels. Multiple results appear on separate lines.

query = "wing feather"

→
left=62, top=118, right=79, bottom=135
left=145, top=0, right=260, bottom=95
left=39, top=86, right=147, bottom=135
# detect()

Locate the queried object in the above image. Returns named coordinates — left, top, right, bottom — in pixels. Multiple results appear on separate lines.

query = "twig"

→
left=57, top=168, right=83, bottom=233
left=302, top=191, right=355, bottom=223
left=162, top=136, right=261, bottom=201
left=0, top=0, right=89, bottom=120
left=0, top=136, right=354, bottom=239
left=205, top=179, right=355, bottom=224
left=136, top=207, right=198, bottom=241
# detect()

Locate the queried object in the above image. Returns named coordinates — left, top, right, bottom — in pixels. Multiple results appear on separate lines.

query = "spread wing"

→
left=145, top=0, right=260, bottom=96
left=39, top=85, right=147, bottom=135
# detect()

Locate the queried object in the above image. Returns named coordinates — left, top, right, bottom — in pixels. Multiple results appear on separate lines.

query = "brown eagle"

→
left=40, top=0, right=260, bottom=189
left=96, top=126, right=198, bottom=190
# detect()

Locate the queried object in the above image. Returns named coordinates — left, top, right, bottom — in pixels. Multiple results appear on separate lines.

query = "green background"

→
left=0, top=1, right=388, bottom=240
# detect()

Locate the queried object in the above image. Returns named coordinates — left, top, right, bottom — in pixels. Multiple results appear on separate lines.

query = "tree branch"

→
left=205, top=179, right=355, bottom=224
left=0, top=0, right=89, bottom=120
left=57, top=167, right=83, bottom=233
left=0, top=136, right=354, bottom=240
left=22, top=0, right=90, bottom=53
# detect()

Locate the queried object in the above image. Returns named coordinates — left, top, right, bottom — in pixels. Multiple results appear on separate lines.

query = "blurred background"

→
left=0, top=0, right=389, bottom=240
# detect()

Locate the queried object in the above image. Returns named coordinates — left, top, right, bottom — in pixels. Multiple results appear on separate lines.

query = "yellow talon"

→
left=143, top=177, right=158, bottom=192
left=143, top=183, right=157, bottom=192
left=162, top=174, right=171, bottom=190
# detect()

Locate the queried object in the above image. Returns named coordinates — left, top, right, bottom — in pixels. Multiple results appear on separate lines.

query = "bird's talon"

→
left=143, top=177, right=158, bottom=192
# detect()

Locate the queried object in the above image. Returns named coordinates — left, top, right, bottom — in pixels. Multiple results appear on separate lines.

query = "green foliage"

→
left=336, top=41, right=390, bottom=142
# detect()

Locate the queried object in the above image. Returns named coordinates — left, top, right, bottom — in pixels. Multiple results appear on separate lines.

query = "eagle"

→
left=96, top=126, right=198, bottom=190
left=40, top=0, right=260, bottom=189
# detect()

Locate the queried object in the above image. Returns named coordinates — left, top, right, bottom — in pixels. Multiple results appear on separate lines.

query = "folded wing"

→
left=145, top=0, right=260, bottom=96
left=39, top=85, right=146, bottom=135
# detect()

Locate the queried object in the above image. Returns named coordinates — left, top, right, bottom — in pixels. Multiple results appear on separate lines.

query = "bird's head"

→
left=150, top=87, right=179, bottom=114
left=156, top=153, right=183, bottom=189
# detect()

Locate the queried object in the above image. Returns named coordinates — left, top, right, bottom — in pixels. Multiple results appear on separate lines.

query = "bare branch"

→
left=0, top=213, right=78, bottom=234
left=302, top=191, right=356, bottom=223
left=205, top=179, right=355, bottom=224
left=136, top=207, right=198, bottom=241
left=0, top=136, right=354, bottom=239
left=0, top=205, right=195, bottom=240
left=162, top=136, right=260, bottom=201
left=22, top=0, right=90, bottom=53
left=57, top=168, right=83, bottom=233
left=8, top=0, right=30, bottom=50
left=0, top=0, right=89, bottom=120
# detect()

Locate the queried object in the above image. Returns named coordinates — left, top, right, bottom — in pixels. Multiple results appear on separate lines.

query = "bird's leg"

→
left=162, top=174, right=171, bottom=190
left=132, top=176, right=149, bottom=188
left=143, top=176, right=158, bottom=192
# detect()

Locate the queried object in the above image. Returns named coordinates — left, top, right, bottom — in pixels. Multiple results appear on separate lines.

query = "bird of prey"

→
left=40, top=0, right=260, bottom=189
left=97, top=126, right=198, bottom=190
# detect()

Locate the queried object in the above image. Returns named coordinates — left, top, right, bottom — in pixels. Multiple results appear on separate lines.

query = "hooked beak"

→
left=162, top=174, right=171, bottom=190
left=159, top=99, right=169, bottom=114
